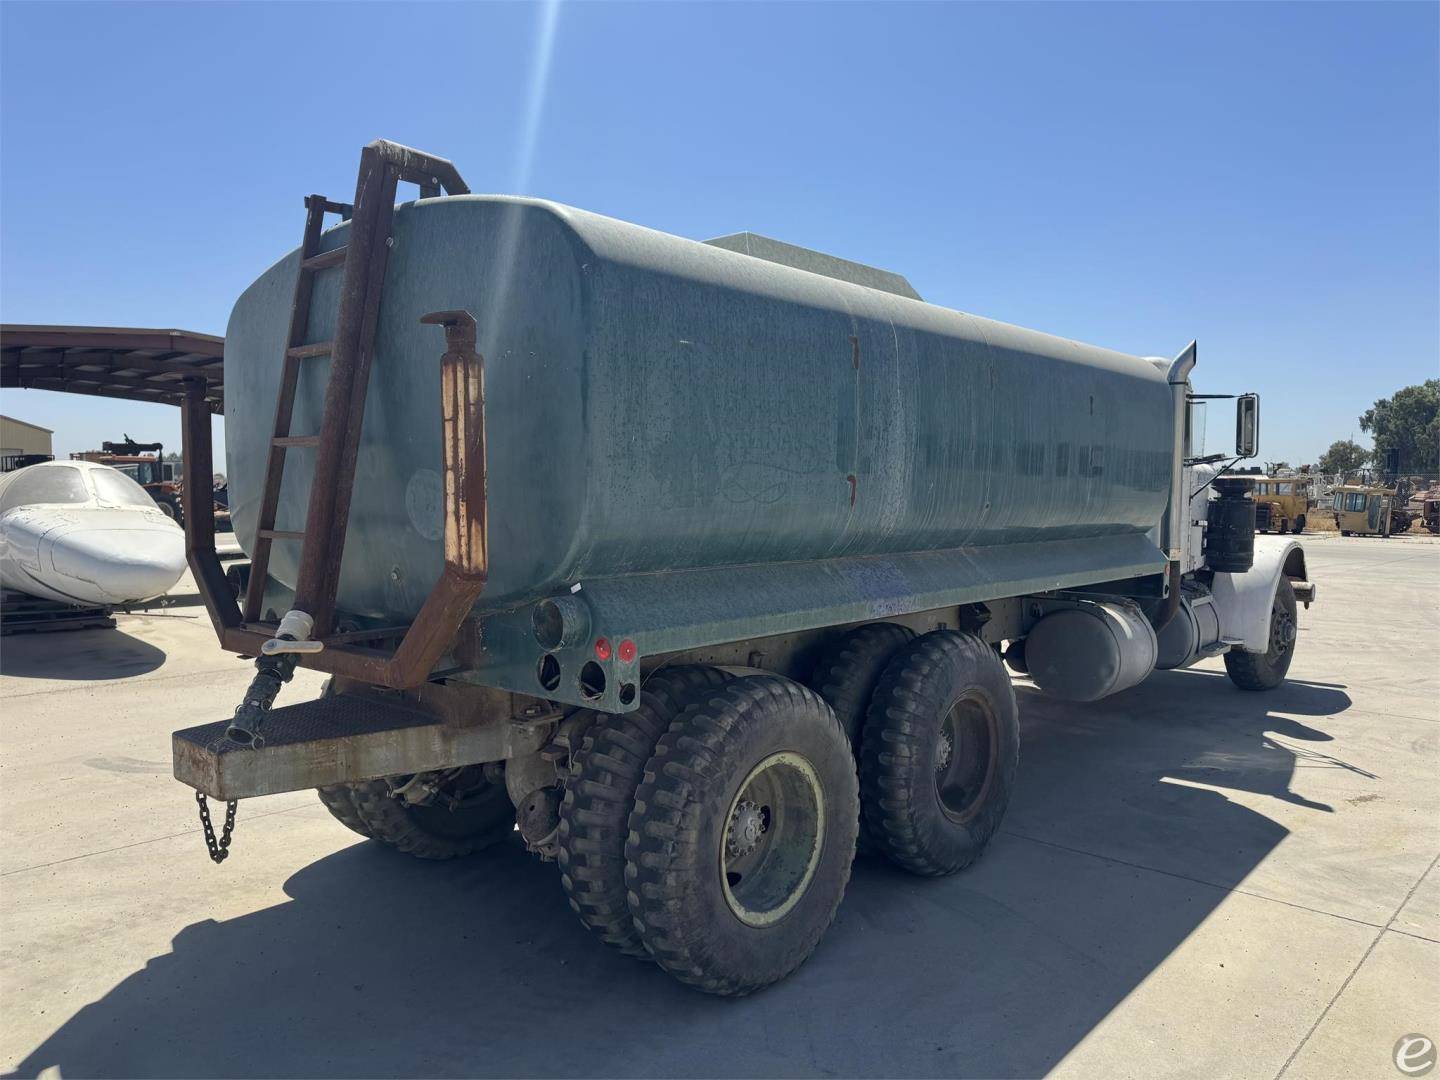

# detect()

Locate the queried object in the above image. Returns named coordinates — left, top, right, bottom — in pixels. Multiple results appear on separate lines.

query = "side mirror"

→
left=1235, top=394, right=1259, bottom=458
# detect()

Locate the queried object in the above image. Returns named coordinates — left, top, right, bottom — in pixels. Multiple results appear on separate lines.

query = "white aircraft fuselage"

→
left=0, top=460, right=186, bottom=607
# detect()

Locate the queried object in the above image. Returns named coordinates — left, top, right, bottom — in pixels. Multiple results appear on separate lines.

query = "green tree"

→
left=1317, top=439, right=1369, bottom=475
left=1360, top=379, right=1440, bottom=474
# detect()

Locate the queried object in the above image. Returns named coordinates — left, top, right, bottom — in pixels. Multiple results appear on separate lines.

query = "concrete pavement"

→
left=1, top=535, right=1436, bottom=1078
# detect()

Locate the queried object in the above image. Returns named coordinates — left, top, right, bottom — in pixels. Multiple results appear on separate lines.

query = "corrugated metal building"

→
left=0, top=414, right=53, bottom=458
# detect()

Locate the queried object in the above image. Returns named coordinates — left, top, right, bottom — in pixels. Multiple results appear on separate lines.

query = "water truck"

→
left=170, top=141, right=1316, bottom=996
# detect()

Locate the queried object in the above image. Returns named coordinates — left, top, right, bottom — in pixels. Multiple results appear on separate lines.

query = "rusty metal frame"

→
left=184, top=311, right=487, bottom=688
left=183, top=142, right=484, bottom=690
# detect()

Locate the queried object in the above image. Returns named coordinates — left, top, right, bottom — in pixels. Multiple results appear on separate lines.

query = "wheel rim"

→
left=1266, top=598, right=1296, bottom=663
left=720, top=752, right=825, bottom=928
left=935, top=691, right=999, bottom=824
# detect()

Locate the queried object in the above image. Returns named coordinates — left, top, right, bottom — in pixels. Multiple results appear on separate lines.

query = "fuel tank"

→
left=225, top=196, right=1174, bottom=623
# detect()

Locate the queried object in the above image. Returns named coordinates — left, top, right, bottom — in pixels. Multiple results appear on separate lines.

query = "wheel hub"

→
left=1270, top=611, right=1296, bottom=654
left=720, top=752, right=825, bottom=928
left=727, top=799, right=768, bottom=858
left=935, top=728, right=953, bottom=773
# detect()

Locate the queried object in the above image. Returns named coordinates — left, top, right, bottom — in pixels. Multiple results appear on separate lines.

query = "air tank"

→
left=1024, top=602, right=1158, bottom=702
left=224, top=197, right=1176, bottom=622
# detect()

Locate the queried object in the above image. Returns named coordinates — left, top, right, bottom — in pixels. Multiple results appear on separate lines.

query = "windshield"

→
left=0, top=465, right=90, bottom=513
left=90, top=467, right=162, bottom=509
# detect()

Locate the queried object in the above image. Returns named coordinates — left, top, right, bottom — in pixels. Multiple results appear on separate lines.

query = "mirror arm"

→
left=1190, top=456, right=1244, bottom=501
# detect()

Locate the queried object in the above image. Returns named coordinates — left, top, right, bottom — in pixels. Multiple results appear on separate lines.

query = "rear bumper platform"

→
left=173, top=691, right=547, bottom=801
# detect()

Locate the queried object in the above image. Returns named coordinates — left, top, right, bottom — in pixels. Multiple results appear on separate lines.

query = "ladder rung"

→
left=258, top=529, right=305, bottom=541
left=324, top=200, right=353, bottom=217
left=272, top=435, right=320, bottom=448
left=301, top=246, right=348, bottom=271
left=287, top=341, right=333, bottom=360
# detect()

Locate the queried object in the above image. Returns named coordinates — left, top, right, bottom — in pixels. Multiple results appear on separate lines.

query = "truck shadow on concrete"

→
left=0, top=626, right=165, bottom=680
left=9, top=668, right=1353, bottom=1079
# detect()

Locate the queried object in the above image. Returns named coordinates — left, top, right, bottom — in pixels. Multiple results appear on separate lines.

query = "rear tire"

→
left=1224, top=577, right=1298, bottom=691
left=1292, top=515, right=1306, bottom=534
left=625, top=676, right=859, bottom=995
left=807, top=623, right=917, bottom=746
left=860, top=631, right=1019, bottom=877
left=557, top=665, right=731, bottom=957
left=316, top=784, right=372, bottom=838
left=807, top=622, right=915, bottom=854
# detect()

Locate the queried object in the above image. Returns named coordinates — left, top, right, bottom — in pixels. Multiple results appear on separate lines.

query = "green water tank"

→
left=225, top=196, right=1174, bottom=631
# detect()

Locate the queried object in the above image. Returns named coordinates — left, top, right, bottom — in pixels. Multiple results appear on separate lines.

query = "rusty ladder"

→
left=241, top=140, right=470, bottom=638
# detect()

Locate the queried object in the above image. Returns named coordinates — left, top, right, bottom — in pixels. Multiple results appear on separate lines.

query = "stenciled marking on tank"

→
left=404, top=468, right=445, bottom=541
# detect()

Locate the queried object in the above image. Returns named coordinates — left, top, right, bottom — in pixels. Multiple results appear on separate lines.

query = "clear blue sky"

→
left=2, top=0, right=1436, bottom=469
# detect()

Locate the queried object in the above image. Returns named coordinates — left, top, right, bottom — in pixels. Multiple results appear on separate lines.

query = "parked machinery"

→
left=1418, top=485, right=1440, bottom=535
left=1332, top=478, right=1417, bottom=537
left=1251, top=474, right=1312, bottom=534
left=71, top=437, right=183, bottom=523
left=167, top=141, right=1317, bottom=996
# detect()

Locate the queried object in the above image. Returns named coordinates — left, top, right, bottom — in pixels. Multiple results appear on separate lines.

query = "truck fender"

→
left=1210, top=536, right=1312, bottom=652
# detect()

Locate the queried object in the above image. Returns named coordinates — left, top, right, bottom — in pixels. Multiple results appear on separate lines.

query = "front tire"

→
left=1292, top=515, right=1306, bottom=534
left=860, top=631, right=1020, bottom=877
left=625, top=676, right=859, bottom=996
left=1224, top=577, right=1298, bottom=691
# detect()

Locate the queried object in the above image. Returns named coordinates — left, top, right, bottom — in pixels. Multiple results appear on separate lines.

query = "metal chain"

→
left=195, top=790, right=238, bottom=864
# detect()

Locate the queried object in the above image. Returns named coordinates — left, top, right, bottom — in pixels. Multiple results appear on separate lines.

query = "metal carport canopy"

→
left=0, top=324, right=224, bottom=413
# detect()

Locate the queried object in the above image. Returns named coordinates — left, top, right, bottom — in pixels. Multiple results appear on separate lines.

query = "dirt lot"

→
left=2, top=535, right=1437, bottom=1078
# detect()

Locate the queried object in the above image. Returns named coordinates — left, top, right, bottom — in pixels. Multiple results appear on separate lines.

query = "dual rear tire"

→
left=860, top=631, right=1020, bottom=876
left=558, top=667, right=860, bottom=994
left=624, top=676, right=859, bottom=995
left=556, top=665, right=732, bottom=956
left=564, top=629, right=1019, bottom=995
